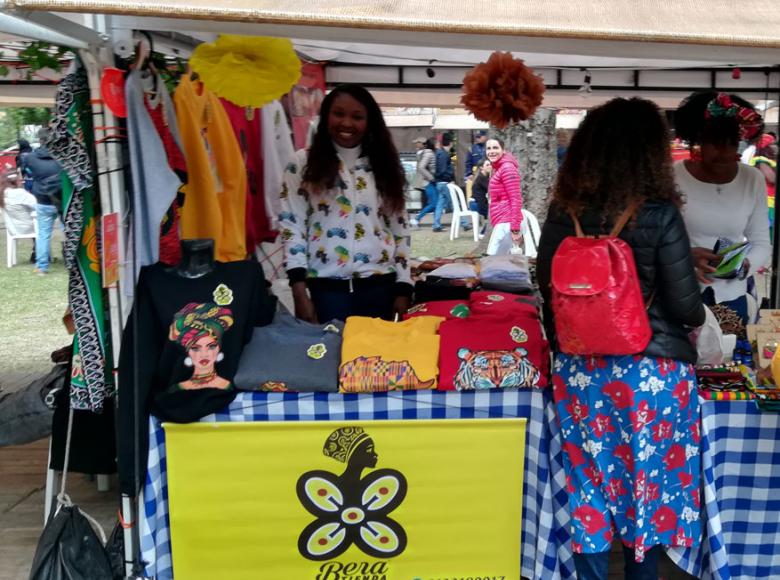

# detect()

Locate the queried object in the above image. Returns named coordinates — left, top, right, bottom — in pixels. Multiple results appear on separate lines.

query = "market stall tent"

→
left=0, top=2, right=778, bottom=576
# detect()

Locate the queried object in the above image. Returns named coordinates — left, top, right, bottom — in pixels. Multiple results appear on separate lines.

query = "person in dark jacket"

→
left=15, top=138, right=33, bottom=190
left=536, top=98, right=705, bottom=580
left=25, top=128, right=63, bottom=274
left=464, top=129, right=487, bottom=180
left=430, top=133, right=455, bottom=231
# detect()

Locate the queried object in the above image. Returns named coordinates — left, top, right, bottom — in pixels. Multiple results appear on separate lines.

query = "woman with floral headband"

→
left=168, top=302, right=234, bottom=390
left=674, top=91, right=771, bottom=323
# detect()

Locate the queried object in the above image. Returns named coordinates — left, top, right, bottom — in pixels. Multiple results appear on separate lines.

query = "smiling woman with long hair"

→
left=279, top=84, right=411, bottom=323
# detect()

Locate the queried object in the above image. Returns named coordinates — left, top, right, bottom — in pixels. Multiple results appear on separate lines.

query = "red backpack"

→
left=550, top=204, right=652, bottom=355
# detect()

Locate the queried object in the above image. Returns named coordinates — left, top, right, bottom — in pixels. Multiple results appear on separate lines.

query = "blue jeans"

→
left=433, top=182, right=452, bottom=229
left=416, top=183, right=439, bottom=223
left=573, top=545, right=660, bottom=580
left=35, top=203, right=59, bottom=272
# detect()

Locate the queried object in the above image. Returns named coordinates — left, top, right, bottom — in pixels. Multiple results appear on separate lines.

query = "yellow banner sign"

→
left=164, top=418, right=526, bottom=580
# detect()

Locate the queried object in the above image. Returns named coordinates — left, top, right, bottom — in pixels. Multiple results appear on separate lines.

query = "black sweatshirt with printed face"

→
left=117, top=261, right=277, bottom=495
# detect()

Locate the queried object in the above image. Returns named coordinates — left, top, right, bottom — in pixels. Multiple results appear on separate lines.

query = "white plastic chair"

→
left=520, top=208, right=541, bottom=258
left=447, top=183, right=480, bottom=242
left=4, top=208, right=37, bottom=267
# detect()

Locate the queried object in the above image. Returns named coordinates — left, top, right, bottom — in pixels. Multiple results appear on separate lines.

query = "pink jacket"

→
left=489, top=151, right=523, bottom=230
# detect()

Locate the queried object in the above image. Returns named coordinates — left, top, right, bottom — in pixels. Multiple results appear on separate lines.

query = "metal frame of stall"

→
left=1, top=5, right=779, bottom=578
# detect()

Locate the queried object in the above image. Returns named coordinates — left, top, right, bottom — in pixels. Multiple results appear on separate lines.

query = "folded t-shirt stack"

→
left=479, top=255, right=533, bottom=294
left=403, top=299, right=471, bottom=320
left=340, top=316, right=444, bottom=392
left=438, top=290, right=549, bottom=391
left=234, top=312, right=344, bottom=392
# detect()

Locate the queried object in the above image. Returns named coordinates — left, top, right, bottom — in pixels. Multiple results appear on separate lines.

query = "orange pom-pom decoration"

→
left=461, top=52, right=545, bottom=129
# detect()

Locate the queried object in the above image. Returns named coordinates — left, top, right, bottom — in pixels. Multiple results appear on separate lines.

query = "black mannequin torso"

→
left=172, top=239, right=216, bottom=278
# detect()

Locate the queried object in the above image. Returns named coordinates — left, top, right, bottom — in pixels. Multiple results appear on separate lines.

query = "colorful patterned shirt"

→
left=279, top=147, right=412, bottom=286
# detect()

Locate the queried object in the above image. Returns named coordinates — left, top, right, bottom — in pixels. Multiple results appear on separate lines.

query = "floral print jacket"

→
left=279, top=149, right=411, bottom=286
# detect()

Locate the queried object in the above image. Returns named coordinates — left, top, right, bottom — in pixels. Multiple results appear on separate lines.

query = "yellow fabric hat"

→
left=189, top=35, right=301, bottom=109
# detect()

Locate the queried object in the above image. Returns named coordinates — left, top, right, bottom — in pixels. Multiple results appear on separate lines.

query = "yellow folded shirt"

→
left=340, top=316, right=444, bottom=392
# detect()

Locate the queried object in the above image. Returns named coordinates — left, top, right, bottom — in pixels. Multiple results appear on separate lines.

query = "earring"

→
left=216, top=352, right=225, bottom=362
left=184, top=357, right=193, bottom=367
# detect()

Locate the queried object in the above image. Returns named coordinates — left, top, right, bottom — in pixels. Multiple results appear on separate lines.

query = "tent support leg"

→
left=80, top=16, right=138, bottom=578
left=772, top=65, right=780, bottom=308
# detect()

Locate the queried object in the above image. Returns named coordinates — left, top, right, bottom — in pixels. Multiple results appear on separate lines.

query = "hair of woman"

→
left=303, top=84, right=406, bottom=214
left=423, top=137, right=437, bottom=150
left=554, top=97, right=681, bottom=219
left=487, top=136, right=505, bottom=148
left=674, top=91, right=761, bottom=146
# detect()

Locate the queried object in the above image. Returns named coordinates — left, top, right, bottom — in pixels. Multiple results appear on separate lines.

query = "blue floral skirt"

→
left=553, top=354, right=701, bottom=562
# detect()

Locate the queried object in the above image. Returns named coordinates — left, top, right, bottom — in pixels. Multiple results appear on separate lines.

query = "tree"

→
left=0, top=107, right=53, bottom=147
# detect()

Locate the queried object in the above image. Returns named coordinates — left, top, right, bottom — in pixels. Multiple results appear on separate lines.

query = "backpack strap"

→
left=609, top=200, right=642, bottom=237
left=569, top=200, right=642, bottom=238
left=569, top=212, right=586, bottom=238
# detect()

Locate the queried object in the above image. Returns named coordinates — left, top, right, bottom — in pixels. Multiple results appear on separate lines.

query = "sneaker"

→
left=432, top=226, right=443, bottom=233
left=409, top=218, right=420, bottom=229
left=462, top=224, right=473, bottom=231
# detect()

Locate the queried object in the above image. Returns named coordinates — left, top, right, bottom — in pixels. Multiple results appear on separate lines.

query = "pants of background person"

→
left=416, top=183, right=439, bottom=223
left=486, top=222, right=515, bottom=255
left=35, top=203, right=58, bottom=272
left=433, top=182, right=452, bottom=230
left=308, top=274, right=396, bottom=322
left=572, top=545, right=661, bottom=580
left=433, top=182, right=471, bottom=231
left=469, top=200, right=489, bottom=235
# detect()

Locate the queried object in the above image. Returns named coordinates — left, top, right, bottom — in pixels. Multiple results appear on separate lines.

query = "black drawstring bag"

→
left=29, top=407, right=113, bottom=580
left=29, top=503, right=113, bottom=580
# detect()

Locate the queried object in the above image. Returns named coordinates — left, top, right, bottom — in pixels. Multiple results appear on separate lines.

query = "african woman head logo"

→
left=296, top=427, right=408, bottom=561
left=168, top=302, right=234, bottom=390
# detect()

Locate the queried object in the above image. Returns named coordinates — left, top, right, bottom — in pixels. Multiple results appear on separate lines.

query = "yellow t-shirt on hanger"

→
left=339, top=315, right=444, bottom=392
left=174, top=76, right=247, bottom=262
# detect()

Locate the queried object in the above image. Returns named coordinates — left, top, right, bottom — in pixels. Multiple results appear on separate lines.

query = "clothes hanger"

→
left=132, top=31, right=159, bottom=97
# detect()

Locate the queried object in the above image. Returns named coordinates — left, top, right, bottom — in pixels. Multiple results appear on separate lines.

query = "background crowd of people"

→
left=1, top=127, right=63, bottom=273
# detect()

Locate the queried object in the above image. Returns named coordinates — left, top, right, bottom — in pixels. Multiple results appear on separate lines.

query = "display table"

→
left=139, top=389, right=572, bottom=580
left=667, top=399, right=780, bottom=580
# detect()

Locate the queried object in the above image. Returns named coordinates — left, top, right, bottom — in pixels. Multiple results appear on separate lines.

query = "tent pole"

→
left=79, top=18, right=137, bottom=579
left=772, top=66, right=780, bottom=308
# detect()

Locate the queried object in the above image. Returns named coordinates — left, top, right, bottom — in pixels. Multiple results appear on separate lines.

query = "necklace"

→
left=190, top=369, right=217, bottom=385
left=716, top=184, right=724, bottom=194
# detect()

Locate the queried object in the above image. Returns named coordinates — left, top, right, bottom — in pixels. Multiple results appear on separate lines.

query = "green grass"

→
left=409, top=213, right=483, bottom=260
left=0, top=225, right=70, bottom=388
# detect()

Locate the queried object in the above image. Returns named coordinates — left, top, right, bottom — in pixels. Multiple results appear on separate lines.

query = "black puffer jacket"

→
left=536, top=200, right=705, bottom=363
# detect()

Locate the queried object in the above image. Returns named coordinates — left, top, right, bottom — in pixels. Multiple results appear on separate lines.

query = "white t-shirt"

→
left=676, top=161, right=771, bottom=303
left=3, top=186, right=37, bottom=235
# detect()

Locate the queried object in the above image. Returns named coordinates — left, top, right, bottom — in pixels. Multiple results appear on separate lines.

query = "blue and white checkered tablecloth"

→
left=667, top=399, right=780, bottom=580
left=139, top=389, right=575, bottom=580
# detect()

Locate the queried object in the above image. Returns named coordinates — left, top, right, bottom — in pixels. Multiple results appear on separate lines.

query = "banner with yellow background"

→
left=164, top=418, right=526, bottom=580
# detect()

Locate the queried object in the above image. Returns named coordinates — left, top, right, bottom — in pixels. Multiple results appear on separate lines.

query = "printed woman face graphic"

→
left=349, top=438, right=378, bottom=469
left=188, top=335, right=220, bottom=372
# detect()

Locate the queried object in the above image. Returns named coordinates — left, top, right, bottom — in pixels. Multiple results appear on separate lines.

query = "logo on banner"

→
left=296, top=427, right=408, bottom=561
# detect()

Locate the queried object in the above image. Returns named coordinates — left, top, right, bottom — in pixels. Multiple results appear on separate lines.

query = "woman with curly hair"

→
left=536, top=98, right=705, bottom=580
left=279, top=84, right=411, bottom=323
left=674, top=91, right=770, bottom=323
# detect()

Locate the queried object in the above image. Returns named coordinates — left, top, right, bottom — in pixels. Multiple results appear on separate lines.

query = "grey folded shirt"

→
left=234, top=312, right=343, bottom=392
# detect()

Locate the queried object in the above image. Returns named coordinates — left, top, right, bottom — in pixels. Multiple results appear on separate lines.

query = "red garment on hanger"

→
left=146, top=101, right=186, bottom=265
left=221, top=99, right=274, bottom=250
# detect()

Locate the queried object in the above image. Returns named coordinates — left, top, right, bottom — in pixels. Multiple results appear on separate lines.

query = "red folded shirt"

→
left=468, top=290, right=540, bottom=318
left=404, top=300, right=471, bottom=320
left=438, top=313, right=549, bottom=390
